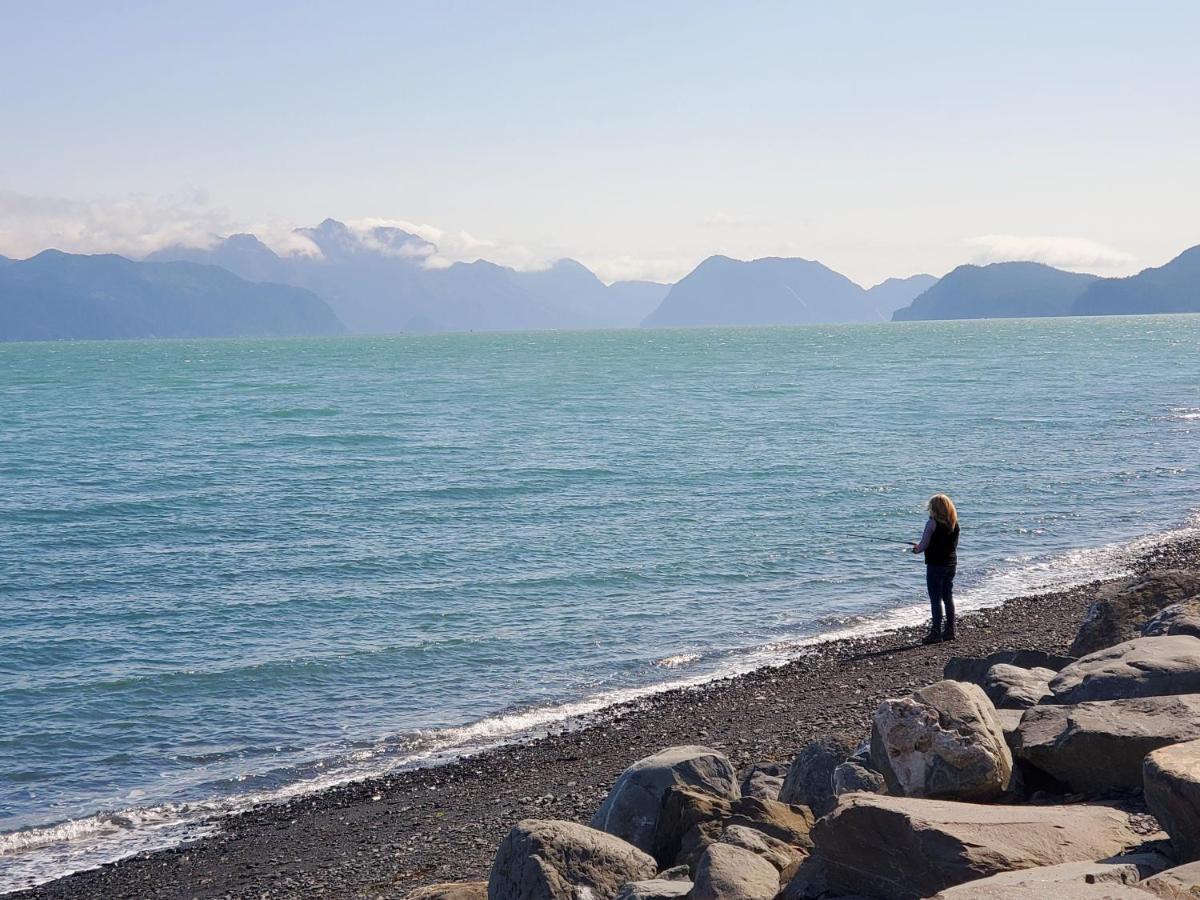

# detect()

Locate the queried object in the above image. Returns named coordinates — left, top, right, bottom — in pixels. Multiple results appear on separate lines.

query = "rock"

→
left=808, top=793, right=1143, bottom=900
left=725, top=796, right=814, bottom=851
left=993, top=708, right=1023, bottom=748
left=718, top=824, right=803, bottom=874
left=656, top=786, right=733, bottom=869
left=832, top=760, right=887, bottom=797
left=1070, top=569, right=1200, bottom=657
left=932, top=857, right=1158, bottom=898
left=1016, top=695, right=1200, bottom=792
left=1145, top=738, right=1200, bottom=862
left=1049, top=635, right=1200, bottom=704
left=613, top=880, right=693, bottom=900
left=654, top=866, right=690, bottom=882
left=592, top=746, right=740, bottom=862
left=409, top=884, right=489, bottom=900
left=488, top=819, right=657, bottom=900
left=691, top=842, right=780, bottom=900
left=779, top=735, right=856, bottom=817
left=870, top=680, right=1014, bottom=801
left=670, top=792, right=814, bottom=871
left=1141, top=861, right=1200, bottom=898
left=983, top=663, right=1055, bottom=709
left=740, top=762, right=786, bottom=801
left=944, top=649, right=1076, bottom=685
left=1143, top=599, right=1200, bottom=639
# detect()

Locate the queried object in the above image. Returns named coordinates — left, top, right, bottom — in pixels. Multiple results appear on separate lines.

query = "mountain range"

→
left=148, top=220, right=670, bottom=334
left=891, top=245, right=1200, bottom=321
left=2, top=219, right=1199, bottom=341
left=644, top=255, right=935, bottom=327
left=0, top=250, right=341, bottom=342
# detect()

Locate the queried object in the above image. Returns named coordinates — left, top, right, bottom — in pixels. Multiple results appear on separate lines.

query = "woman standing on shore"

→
left=912, top=493, right=960, bottom=644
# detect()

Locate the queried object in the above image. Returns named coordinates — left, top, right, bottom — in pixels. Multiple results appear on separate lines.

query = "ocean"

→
left=2, top=316, right=1199, bottom=892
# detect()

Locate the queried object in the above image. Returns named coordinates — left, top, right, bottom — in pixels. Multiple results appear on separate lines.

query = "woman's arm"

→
left=912, top=518, right=936, bottom=554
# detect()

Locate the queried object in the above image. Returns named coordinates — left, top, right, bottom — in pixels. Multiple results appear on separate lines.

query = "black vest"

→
left=926, top=520, right=959, bottom=567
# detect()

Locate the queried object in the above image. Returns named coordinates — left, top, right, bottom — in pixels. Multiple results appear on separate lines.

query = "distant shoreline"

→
left=17, top=532, right=1200, bottom=899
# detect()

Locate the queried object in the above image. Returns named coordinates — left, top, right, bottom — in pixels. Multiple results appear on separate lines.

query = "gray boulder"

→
left=779, top=735, right=856, bottom=817
left=691, top=842, right=780, bottom=900
left=1146, top=738, right=1200, bottom=862
left=592, top=746, right=739, bottom=861
left=613, top=880, right=692, bottom=900
left=1143, top=599, right=1200, bottom=639
left=832, top=761, right=886, bottom=797
left=944, top=649, right=1076, bottom=686
left=409, top=884, right=489, bottom=900
left=807, top=793, right=1143, bottom=900
left=1017, top=694, right=1200, bottom=792
left=739, top=762, right=786, bottom=801
left=1070, top=569, right=1200, bottom=657
left=488, top=819, right=657, bottom=900
left=870, top=680, right=1013, bottom=801
left=1141, top=860, right=1200, bottom=897
left=1049, top=635, right=1200, bottom=704
left=983, top=663, right=1055, bottom=709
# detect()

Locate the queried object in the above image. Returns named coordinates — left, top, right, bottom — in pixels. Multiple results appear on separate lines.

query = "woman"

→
left=912, top=493, right=959, bottom=644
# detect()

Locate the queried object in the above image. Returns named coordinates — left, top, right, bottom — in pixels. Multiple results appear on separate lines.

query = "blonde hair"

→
left=928, top=493, right=958, bottom=529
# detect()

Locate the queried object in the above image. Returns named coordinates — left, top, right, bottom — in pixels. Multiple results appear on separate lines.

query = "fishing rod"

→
left=836, top=530, right=915, bottom=547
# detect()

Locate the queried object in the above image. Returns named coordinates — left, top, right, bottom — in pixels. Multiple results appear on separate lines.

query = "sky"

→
left=2, top=1, right=1198, bottom=285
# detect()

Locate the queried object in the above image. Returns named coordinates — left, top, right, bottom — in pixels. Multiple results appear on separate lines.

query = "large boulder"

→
left=932, top=855, right=1170, bottom=898
left=656, top=786, right=733, bottom=869
left=1049, top=635, right=1200, bottom=704
left=718, top=824, right=803, bottom=875
left=944, top=650, right=1075, bottom=686
left=739, top=762, right=786, bottom=801
left=691, top=842, right=780, bottom=900
left=1070, top=570, right=1200, bottom=657
left=613, top=880, right=692, bottom=900
left=1142, top=861, right=1200, bottom=898
left=807, top=793, right=1144, bottom=900
left=1143, top=599, right=1200, bottom=639
left=660, top=787, right=814, bottom=871
left=591, top=746, right=739, bottom=862
left=409, top=884, right=489, bottom=900
left=779, top=735, right=856, bottom=817
left=983, top=664, right=1055, bottom=709
left=488, top=819, right=657, bottom=900
left=1145, top=738, right=1200, bottom=862
left=870, top=680, right=1013, bottom=801
left=1016, top=695, right=1200, bottom=792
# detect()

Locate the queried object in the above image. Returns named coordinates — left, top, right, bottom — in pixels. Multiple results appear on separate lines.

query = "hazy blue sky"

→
left=2, top=1, right=1198, bottom=283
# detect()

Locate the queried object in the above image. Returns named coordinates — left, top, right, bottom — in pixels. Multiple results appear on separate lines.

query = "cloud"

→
left=582, top=255, right=692, bottom=284
left=0, top=189, right=236, bottom=259
left=343, top=216, right=551, bottom=271
left=697, top=212, right=761, bottom=229
left=964, top=234, right=1137, bottom=271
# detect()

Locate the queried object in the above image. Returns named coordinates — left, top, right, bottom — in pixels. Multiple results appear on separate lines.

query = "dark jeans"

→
left=926, top=564, right=956, bottom=632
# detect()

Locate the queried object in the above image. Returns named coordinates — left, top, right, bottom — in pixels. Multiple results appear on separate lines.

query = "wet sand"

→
left=16, top=535, right=1200, bottom=900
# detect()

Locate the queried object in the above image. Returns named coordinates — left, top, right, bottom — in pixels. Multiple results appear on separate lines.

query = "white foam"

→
left=5, top=512, right=1200, bottom=895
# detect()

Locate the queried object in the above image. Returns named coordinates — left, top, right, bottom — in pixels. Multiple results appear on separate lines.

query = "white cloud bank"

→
left=964, top=234, right=1137, bottom=272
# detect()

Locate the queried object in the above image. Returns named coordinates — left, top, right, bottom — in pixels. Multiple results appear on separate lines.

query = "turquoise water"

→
left=2, top=317, right=1199, bottom=890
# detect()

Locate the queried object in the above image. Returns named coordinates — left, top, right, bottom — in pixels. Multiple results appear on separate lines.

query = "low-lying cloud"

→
left=965, top=234, right=1137, bottom=272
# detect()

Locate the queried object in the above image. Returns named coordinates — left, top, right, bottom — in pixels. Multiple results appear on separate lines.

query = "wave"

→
left=5, top=512, right=1200, bottom=895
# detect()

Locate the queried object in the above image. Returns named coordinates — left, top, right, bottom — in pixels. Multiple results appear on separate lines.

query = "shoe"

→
left=921, top=630, right=942, bottom=645
left=942, top=625, right=956, bottom=642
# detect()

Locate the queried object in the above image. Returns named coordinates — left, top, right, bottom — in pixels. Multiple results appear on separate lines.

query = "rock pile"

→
left=419, top=567, right=1200, bottom=899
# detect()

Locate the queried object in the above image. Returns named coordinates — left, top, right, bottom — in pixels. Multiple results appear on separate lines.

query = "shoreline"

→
left=12, top=532, right=1199, bottom=900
